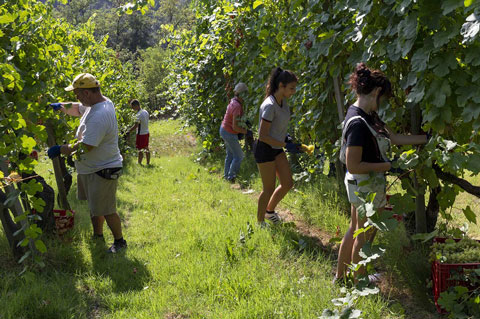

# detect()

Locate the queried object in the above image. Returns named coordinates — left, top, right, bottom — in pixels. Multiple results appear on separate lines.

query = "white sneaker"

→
left=265, top=212, right=282, bottom=224
left=368, top=272, right=382, bottom=284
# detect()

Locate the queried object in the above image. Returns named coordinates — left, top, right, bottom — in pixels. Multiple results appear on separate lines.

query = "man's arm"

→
left=58, top=103, right=83, bottom=117
left=60, top=141, right=94, bottom=156
left=127, top=123, right=139, bottom=135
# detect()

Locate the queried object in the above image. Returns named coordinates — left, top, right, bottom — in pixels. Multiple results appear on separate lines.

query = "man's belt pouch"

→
left=96, top=167, right=123, bottom=180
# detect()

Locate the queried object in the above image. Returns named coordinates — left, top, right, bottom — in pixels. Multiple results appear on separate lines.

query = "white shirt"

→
left=136, top=109, right=149, bottom=135
left=75, top=99, right=123, bottom=174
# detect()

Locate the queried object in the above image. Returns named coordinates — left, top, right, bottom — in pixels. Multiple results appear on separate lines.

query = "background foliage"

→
left=164, top=0, right=480, bottom=235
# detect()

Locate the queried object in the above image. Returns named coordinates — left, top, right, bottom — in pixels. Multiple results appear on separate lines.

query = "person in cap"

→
left=219, top=82, right=253, bottom=183
left=127, top=99, right=150, bottom=165
left=47, top=73, right=127, bottom=253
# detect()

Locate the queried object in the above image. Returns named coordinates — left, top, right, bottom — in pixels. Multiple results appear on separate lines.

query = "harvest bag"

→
left=340, top=115, right=390, bottom=208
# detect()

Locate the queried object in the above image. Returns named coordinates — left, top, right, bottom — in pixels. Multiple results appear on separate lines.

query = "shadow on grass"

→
left=88, top=240, right=151, bottom=293
left=270, top=222, right=338, bottom=263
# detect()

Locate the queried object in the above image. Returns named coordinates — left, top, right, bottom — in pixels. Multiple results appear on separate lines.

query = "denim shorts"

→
left=254, top=140, right=284, bottom=163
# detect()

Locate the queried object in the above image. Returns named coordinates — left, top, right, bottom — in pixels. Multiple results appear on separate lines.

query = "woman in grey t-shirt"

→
left=254, top=67, right=302, bottom=227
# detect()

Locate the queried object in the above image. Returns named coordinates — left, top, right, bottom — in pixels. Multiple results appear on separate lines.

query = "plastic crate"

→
left=53, top=209, right=75, bottom=235
left=432, top=237, right=480, bottom=313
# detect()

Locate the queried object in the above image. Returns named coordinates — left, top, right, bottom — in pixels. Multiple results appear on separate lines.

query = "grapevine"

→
left=430, top=239, right=480, bottom=264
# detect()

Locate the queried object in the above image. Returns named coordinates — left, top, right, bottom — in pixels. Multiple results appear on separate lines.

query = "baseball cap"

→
left=64, top=73, right=100, bottom=91
left=234, top=82, right=248, bottom=94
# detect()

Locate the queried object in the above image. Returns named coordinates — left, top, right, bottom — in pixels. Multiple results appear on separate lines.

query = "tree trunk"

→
left=413, top=175, right=427, bottom=233
left=410, top=103, right=427, bottom=233
left=426, top=186, right=441, bottom=233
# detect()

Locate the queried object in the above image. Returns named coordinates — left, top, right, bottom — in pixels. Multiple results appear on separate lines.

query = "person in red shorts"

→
left=128, top=99, right=150, bottom=165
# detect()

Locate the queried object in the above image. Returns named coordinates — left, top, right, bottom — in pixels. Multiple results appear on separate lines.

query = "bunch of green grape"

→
left=430, top=238, right=480, bottom=263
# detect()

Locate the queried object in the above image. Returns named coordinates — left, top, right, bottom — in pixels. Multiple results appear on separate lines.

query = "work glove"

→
left=246, top=129, right=253, bottom=139
left=48, top=145, right=62, bottom=159
left=285, top=142, right=303, bottom=153
left=48, top=103, right=62, bottom=111
left=284, top=133, right=293, bottom=144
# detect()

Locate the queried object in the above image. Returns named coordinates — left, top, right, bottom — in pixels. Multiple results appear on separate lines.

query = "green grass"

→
left=1, top=119, right=478, bottom=318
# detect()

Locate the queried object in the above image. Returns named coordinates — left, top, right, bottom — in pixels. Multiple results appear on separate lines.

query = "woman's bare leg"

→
left=257, top=161, right=277, bottom=222
left=266, top=152, right=293, bottom=212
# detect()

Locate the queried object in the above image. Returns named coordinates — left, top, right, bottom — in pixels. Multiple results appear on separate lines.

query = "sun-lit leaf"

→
left=34, top=240, right=47, bottom=253
left=462, top=206, right=477, bottom=224
left=0, top=13, right=15, bottom=24
left=253, top=0, right=263, bottom=9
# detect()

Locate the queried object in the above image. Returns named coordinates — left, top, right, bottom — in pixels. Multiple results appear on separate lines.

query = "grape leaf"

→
left=441, top=0, right=464, bottom=15
left=462, top=206, right=477, bottom=224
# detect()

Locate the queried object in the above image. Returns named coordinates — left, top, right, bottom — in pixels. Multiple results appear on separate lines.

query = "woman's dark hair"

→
left=349, top=63, right=392, bottom=98
left=130, top=99, right=140, bottom=107
left=265, top=67, right=298, bottom=98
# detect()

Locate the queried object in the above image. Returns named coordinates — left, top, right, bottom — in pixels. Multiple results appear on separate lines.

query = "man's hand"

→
left=285, top=142, right=303, bottom=153
left=246, top=129, right=253, bottom=139
left=48, top=145, right=62, bottom=159
left=48, top=103, right=62, bottom=111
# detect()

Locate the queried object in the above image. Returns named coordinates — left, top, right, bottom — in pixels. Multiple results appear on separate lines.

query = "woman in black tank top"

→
left=335, top=63, right=429, bottom=283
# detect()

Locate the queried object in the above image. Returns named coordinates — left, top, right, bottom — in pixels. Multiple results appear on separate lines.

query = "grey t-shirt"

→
left=75, top=99, right=123, bottom=174
left=258, top=95, right=291, bottom=149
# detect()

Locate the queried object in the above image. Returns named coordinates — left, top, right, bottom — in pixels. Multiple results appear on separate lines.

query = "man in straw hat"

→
left=47, top=73, right=127, bottom=253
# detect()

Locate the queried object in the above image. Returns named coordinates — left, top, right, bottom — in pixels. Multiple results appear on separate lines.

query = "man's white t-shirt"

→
left=136, top=109, right=149, bottom=135
left=75, top=99, right=123, bottom=174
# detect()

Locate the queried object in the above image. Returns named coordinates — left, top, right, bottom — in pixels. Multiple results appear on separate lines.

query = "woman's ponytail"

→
left=265, top=67, right=297, bottom=98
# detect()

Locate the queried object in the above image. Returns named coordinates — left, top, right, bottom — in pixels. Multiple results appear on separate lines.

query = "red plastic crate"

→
left=53, top=209, right=75, bottom=235
left=431, top=237, right=480, bottom=313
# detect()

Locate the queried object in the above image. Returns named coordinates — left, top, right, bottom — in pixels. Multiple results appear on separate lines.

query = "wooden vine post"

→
left=333, top=75, right=347, bottom=195
left=45, top=121, right=71, bottom=211
left=0, top=160, right=28, bottom=258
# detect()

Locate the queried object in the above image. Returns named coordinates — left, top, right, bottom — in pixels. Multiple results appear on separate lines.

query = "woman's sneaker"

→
left=367, top=272, right=382, bottom=284
left=265, top=212, right=282, bottom=224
